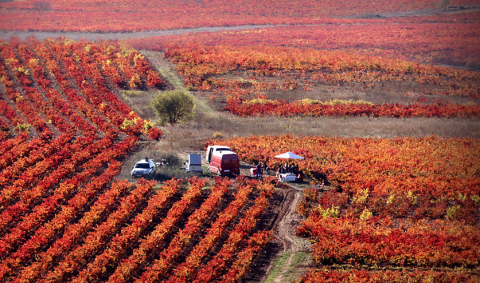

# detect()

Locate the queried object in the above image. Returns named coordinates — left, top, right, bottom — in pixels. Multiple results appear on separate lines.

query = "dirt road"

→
left=268, top=187, right=312, bottom=283
left=0, top=25, right=276, bottom=41
left=1, top=4, right=478, bottom=42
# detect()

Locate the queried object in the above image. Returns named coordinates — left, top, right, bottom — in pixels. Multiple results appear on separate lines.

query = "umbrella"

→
left=274, top=152, right=304, bottom=159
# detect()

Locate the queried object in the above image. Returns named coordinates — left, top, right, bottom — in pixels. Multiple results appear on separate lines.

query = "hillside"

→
left=0, top=1, right=479, bottom=282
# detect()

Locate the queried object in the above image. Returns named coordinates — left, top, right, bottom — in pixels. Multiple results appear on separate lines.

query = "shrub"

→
left=213, top=132, right=224, bottom=139
left=15, top=123, right=31, bottom=132
left=151, top=90, right=195, bottom=125
left=246, top=98, right=278, bottom=105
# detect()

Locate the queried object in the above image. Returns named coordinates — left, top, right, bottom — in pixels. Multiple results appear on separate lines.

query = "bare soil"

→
left=0, top=25, right=277, bottom=42
left=265, top=188, right=313, bottom=283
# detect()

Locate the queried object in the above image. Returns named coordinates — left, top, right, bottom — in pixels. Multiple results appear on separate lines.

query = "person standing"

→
left=263, top=162, right=269, bottom=174
left=256, top=162, right=262, bottom=178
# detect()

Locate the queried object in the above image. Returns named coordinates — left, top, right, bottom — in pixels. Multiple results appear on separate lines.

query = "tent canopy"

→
left=274, top=152, right=304, bottom=159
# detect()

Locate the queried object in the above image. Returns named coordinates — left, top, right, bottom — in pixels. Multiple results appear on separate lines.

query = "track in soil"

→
left=245, top=187, right=312, bottom=283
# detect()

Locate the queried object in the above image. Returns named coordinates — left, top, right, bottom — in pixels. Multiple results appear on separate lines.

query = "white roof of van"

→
left=213, top=150, right=237, bottom=157
left=210, top=145, right=231, bottom=150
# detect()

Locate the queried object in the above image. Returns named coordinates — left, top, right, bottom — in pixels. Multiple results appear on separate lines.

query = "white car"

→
left=131, top=158, right=156, bottom=179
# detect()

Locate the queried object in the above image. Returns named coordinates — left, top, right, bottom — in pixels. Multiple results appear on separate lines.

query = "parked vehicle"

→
left=131, top=157, right=156, bottom=179
left=185, top=154, right=203, bottom=173
left=206, top=145, right=231, bottom=163
left=208, top=150, right=240, bottom=176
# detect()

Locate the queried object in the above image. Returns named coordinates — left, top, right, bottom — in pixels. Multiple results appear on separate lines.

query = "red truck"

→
left=208, top=149, right=240, bottom=176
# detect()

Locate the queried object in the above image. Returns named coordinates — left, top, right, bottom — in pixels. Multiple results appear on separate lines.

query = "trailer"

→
left=185, top=154, right=203, bottom=173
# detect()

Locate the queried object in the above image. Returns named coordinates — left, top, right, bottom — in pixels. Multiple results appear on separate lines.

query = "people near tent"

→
left=274, top=152, right=305, bottom=182
left=256, top=162, right=262, bottom=178
left=296, top=169, right=304, bottom=182
left=263, top=162, right=269, bottom=174
left=292, top=164, right=299, bottom=174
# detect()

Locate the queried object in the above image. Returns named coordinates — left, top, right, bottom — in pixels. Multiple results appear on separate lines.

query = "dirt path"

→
left=2, top=4, right=479, bottom=42
left=1, top=4, right=479, bottom=42
left=261, top=186, right=312, bottom=283
left=273, top=190, right=303, bottom=283
left=0, top=25, right=277, bottom=41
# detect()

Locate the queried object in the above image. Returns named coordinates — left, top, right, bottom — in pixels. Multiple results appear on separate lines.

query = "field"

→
left=1, top=0, right=479, bottom=32
left=1, top=0, right=480, bottom=282
left=204, top=135, right=480, bottom=282
left=0, top=37, right=285, bottom=282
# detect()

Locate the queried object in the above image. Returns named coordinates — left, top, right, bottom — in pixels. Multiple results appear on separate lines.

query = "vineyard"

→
left=121, top=8, right=480, bottom=119
left=127, top=14, right=480, bottom=68
left=0, top=37, right=284, bottom=282
left=154, top=43, right=480, bottom=118
left=0, top=174, right=281, bottom=282
left=205, top=135, right=480, bottom=282
left=1, top=0, right=479, bottom=32
left=1, top=0, right=480, bottom=282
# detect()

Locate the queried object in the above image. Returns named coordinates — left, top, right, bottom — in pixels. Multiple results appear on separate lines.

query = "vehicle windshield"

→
left=134, top=163, right=150, bottom=169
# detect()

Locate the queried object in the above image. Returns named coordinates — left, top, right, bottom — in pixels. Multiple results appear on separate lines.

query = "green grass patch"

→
left=264, top=251, right=311, bottom=283
left=142, top=50, right=187, bottom=91
left=264, top=251, right=291, bottom=283
left=283, top=252, right=311, bottom=281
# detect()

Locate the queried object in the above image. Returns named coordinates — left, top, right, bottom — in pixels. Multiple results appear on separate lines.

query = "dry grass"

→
left=119, top=89, right=158, bottom=120
left=163, top=108, right=480, bottom=145
left=136, top=51, right=480, bottom=144
left=270, top=82, right=475, bottom=105
left=217, top=72, right=477, bottom=106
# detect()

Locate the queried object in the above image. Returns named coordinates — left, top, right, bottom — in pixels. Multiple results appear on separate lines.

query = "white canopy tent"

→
left=274, top=152, right=304, bottom=160
left=274, top=152, right=304, bottom=182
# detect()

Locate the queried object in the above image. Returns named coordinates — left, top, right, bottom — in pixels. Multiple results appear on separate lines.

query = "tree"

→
left=151, top=90, right=195, bottom=125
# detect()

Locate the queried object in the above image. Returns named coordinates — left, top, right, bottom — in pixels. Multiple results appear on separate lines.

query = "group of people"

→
left=278, top=163, right=298, bottom=174
left=277, top=162, right=304, bottom=182
left=254, top=161, right=302, bottom=180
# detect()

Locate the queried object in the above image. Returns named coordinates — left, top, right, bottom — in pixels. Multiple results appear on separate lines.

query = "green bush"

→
left=151, top=90, right=195, bottom=125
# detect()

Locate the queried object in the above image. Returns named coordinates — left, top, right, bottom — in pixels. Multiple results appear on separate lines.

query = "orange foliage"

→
left=0, top=0, right=479, bottom=32
left=206, top=135, right=480, bottom=221
left=161, top=43, right=479, bottom=117
left=128, top=21, right=480, bottom=69
left=206, top=134, right=480, bottom=279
